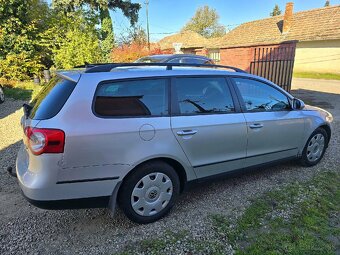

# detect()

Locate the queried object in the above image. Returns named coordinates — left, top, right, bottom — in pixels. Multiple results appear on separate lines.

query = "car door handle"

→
left=249, top=123, right=264, bottom=129
left=176, top=130, right=198, bottom=136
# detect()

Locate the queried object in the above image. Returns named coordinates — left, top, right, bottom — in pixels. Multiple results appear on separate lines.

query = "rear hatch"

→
left=21, top=73, right=79, bottom=152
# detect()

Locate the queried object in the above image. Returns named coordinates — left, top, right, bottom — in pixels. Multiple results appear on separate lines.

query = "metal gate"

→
left=250, top=46, right=296, bottom=92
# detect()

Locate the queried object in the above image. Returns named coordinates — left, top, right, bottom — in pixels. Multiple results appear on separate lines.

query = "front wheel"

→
left=118, top=161, right=180, bottom=224
left=300, top=128, right=328, bottom=167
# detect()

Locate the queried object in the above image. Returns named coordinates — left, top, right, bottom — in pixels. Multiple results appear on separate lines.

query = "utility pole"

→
left=145, top=0, right=150, bottom=50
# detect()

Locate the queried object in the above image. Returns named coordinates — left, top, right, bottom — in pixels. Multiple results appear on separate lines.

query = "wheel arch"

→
left=120, top=157, right=188, bottom=194
left=318, top=124, right=331, bottom=145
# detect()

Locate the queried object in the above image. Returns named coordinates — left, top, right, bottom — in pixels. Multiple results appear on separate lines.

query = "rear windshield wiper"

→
left=23, top=103, right=33, bottom=118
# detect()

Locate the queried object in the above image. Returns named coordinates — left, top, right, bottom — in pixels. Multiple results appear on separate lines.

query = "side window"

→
left=168, top=58, right=181, bottom=63
left=233, top=78, right=290, bottom=112
left=94, top=79, right=168, bottom=117
left=180, top=58, right=206, bottom=64
left=174, top=77, right=235, bottom=115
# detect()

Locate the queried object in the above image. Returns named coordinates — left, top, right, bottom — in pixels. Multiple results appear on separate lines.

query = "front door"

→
left=231, top=77, right=305, bottom=167
left=170, top=76, right=247, bottom=178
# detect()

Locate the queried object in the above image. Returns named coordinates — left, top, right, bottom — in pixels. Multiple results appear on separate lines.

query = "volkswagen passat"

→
left=16, top=63, right=332, bottom=223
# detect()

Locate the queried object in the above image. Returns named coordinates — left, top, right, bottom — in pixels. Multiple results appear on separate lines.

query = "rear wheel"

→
left=0, top=85, right=4, bottom=104
left=300, top=128, right=328, bottom=166
left=119, top=161, right=180, bottom=224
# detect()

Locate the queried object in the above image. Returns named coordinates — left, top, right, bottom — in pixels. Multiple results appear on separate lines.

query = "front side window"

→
left=94, top=79, right=168, bottom=117
left=233, top=78, right=290, bottom=112
left=174, top=77, right=235, bottom=115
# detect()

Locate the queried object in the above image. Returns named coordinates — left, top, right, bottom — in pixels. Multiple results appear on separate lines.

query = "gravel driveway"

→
left=1, top=79, right=339, bottom=255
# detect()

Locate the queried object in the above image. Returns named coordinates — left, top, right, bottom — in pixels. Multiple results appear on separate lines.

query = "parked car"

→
left=16, top=63, right=333, bottom=224
left=135, top=54, right=215, bottom=64
left=0, top=85, right=5, bottom=104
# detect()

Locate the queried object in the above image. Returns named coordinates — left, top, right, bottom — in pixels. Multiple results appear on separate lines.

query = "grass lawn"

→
left=2, top=81, right=42, bottom=100
left=212, top=171, right=340, bottom=254
left=293, top=72, right=340, bottom=80
left=118, top=171, right=340, bottom=254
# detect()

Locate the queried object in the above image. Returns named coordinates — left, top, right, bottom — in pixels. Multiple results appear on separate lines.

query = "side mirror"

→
left=292, top=98, right=305, bottom=110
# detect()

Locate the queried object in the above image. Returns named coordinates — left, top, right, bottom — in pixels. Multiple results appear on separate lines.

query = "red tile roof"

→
left=210, top=5, right=340, bottom=48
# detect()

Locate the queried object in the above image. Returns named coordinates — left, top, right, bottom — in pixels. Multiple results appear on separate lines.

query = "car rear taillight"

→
left=24, top=127, right=65, bottom=155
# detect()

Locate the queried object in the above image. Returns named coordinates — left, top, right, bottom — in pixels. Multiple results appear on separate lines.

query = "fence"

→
left=250, top=46, right=296, bottom=91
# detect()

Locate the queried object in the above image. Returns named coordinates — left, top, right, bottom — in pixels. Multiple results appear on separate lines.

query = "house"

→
left=157, top=31, right=208, bottom=55
left=208, top=3, right=340, bottom=73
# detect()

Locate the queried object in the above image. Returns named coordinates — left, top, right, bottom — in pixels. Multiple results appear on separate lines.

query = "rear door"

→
left=170, top=76, right=247, bottom=178
left=230, top=77, right=305, bottom=167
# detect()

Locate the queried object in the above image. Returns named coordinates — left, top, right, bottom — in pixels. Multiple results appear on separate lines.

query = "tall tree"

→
left=40, top=10, right=103, bottom=69
left=181, top=6, right=226, bottom=38
left=0, top=0, right=49, bottom=79
left=324, top=0, right=330, bottom=7
left=118, top=25, right=147, bottom=46
left=52, top=0, right=141, bottom=60
left=270, top=4, right=282, bottom=16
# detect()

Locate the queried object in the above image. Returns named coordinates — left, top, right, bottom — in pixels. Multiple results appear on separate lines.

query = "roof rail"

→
left=76, top=63, right=246, bottom=73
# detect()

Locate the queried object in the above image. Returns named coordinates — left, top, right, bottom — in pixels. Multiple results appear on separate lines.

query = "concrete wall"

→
left=294, top=40, right=340, bottom=73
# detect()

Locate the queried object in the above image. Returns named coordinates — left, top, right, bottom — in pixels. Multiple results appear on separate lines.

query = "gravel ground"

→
left=1, top=80, right=340, bottom=254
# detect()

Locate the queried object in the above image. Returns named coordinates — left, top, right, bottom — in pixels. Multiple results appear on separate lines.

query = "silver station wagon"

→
left=16, top=63, right=333, bottom=223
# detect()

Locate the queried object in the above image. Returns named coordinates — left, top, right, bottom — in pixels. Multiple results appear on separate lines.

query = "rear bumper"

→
left=16, top=144, right=122, bottom=208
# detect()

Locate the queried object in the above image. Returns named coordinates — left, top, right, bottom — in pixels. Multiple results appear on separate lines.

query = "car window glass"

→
left=175, top=77, right=235, bottom=115
left=94, top=79, right=168, bottom=117
left=179, top=58, right=206, bottom=64
left=29, top=77, right=77, bottom=120
left=168, top=58, right=181, bottom=63
left=233, top=78, right=290, bottom=112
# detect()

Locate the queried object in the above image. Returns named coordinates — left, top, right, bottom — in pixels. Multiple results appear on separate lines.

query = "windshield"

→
left=28, top=77, right=77, bottom=120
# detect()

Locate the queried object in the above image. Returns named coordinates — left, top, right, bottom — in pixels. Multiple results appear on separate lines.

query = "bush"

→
left=0, top=53, right=44, bottom=81
left=111, top=43, right=172, bottom=63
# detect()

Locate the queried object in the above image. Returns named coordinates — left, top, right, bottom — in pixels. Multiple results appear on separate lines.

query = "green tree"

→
left=0, top=0, right=49, bottom=80
left=52, top=0, right=141, bottom=59
left=324, top=0, right=330, bottom=7
left=181, top=6, right=226, bottom=38
left=270, top=4, right=282, bottom=16
left=40, top=11, right=103, bottom=69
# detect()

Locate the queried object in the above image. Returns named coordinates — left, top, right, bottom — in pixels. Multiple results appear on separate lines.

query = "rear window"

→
left=29, top=77, right=77, bottom=120
left=94, top=79, right=168, bottom=117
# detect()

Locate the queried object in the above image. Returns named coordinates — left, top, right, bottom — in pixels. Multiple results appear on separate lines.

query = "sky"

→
left=111, top=0, right=340, bottom=41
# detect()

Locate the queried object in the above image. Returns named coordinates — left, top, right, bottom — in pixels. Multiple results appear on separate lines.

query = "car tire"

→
left=118, top=161, right=180, bottom=224
left=0, top=85, right=4, bottom=104
left=299, top=128, right=328, bottom=167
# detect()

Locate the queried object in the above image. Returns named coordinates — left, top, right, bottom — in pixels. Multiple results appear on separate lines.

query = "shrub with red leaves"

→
left=111, top=43, right=173, bottom=63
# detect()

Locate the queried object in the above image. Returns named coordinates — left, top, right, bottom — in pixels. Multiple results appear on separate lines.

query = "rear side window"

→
left=29, top=77, right=77, bottom=120
left=94, top=79, right=168, bottom=117
left=174, top=77, right=235, bottom=115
